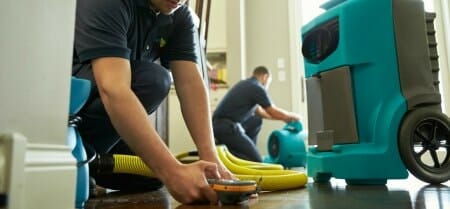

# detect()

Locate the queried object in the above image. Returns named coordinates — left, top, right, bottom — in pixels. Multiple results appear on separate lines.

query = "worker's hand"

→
left=283, top=112, right=301, bottom=123
left=162, top=160, right=220, bottom=204
left=211, top=159, right=236, bottom=180
left=200, top=152, right=236, bottom=180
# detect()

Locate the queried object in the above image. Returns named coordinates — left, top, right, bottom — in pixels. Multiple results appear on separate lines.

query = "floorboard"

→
left=84, top=175, right=450, bottom=209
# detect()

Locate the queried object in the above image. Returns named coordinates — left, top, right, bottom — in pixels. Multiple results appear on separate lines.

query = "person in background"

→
left=72, top=0, right=233, bottom=204
left=212, top=66, right=301, bottom=162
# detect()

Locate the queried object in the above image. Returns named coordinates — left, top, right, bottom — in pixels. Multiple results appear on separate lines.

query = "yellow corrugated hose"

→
left=223, top=148, right=284, bottom=170
left=113, top=154, right=155, bottom=177
left=215, top=145, right=307, bottom=191
left=111, top=145, right=308, bottom=191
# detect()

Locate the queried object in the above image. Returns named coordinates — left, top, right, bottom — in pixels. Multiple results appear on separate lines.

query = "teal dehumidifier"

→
left=301, top=0, right=449, bottom=184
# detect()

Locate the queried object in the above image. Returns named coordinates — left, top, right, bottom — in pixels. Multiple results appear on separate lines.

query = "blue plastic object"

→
left=69, top=77, right=91, bottom=114
left=301, top=0, right=409, bottom=184
left=264, top=121, right=307, bottom=168
left=67, top=77, right=91, bottom=208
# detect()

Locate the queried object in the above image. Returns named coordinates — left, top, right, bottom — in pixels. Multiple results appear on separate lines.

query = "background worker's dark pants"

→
left=74, top=60, right=171, bottom=191
left=213, top=116, right=263, bottom=162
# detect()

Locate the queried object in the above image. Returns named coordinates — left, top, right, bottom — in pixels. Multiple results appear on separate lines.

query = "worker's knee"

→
left=131, top=61, right=171, bottom=113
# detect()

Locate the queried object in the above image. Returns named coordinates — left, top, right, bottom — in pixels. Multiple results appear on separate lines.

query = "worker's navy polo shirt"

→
left=72, top=0, right=198, bottom=73
left=213, top=77, right=273, bottom=123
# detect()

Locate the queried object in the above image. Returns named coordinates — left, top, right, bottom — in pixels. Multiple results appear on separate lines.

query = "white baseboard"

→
left=0, top=133, right=77, bottom=209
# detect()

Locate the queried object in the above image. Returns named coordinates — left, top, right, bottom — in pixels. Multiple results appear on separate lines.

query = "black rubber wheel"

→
left=313, top=172, right=332, bottom=183
left=398, top=108, right=450, bottom=184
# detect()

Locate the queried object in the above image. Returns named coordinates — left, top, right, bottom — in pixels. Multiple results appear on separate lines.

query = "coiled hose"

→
left=89, top=147, right=308, bottom=191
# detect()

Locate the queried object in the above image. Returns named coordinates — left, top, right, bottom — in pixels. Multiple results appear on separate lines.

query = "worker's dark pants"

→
left=213, top=116, right=263, bottom=162
left=73, top=60, right=171, bottom=191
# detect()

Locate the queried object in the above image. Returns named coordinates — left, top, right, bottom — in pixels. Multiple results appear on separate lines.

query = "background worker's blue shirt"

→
left=72, top=0, right=198, bottom=73
left=213, top=77, right=272, bottom=123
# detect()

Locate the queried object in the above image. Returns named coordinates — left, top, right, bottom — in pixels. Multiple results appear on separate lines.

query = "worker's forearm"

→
left=99, top=87, right=180, bottom=179
left=256, top=106, right=273, bottom=119
left=266, top=106, right=297, bottom=122
left=173, top=69, right=217, bottom=162
left=177, top=81, right=217, bottom=160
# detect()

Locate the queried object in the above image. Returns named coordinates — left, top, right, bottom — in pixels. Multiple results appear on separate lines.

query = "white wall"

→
left=434, top=0, right=450, bottom=114
left=242, top=0, right=306, bottom=156
left=226, top=0, right=247, bottom=86
left=169, top=0, right=306, bottom=156
left=0, top=0, right=77, bottom=208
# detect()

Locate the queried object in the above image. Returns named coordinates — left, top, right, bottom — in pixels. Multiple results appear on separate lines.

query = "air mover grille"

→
left=268, top=135, right=280, bottom=158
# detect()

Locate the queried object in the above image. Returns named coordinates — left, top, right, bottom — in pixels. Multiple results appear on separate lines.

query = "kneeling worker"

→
left=212, top=66, right=301, bottom=162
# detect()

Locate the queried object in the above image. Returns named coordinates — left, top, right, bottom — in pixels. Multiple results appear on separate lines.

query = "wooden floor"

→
left=84, top=176, right=449, bottom=209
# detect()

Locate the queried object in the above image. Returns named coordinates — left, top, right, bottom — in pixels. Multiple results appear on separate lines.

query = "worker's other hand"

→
left=162, top=161, right=219, bottom=204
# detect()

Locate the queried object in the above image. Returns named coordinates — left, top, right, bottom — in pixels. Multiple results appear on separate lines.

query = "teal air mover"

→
left=301, top=0, right=449, bottom=184
left=263, top=121, right=307, bottom=168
